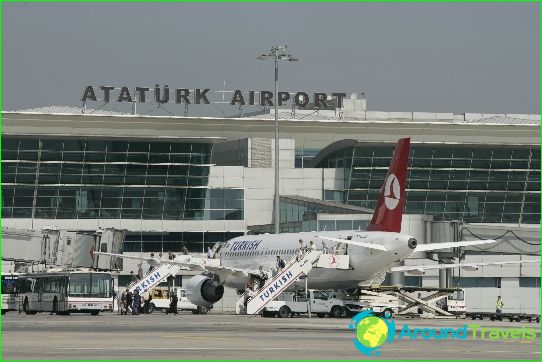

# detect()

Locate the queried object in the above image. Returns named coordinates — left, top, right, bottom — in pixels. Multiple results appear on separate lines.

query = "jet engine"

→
left=185, top=275, right=224, bottom=307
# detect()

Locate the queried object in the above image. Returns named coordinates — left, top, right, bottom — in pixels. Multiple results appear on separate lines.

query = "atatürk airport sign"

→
left=82, top=85, right=348, bottom=108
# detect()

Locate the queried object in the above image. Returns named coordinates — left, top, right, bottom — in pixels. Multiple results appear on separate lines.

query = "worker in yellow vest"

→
left=496, top=296, right=504, bottom=315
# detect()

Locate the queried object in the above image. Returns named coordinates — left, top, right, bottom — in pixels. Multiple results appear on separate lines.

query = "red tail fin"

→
left=367, top=138, right=411, bottom=232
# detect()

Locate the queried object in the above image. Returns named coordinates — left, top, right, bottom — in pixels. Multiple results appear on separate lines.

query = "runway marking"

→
left=159, top=334, right=244, bottom=340
left=10, top=347, right=539, bottom=354
left=16, top=347, right=318, bottom=351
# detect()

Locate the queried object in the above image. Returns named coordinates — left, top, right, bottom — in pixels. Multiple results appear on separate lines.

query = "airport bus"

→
left=1, top=273, right=19, bottom=314
left=18, top=269, right=114, bottom=315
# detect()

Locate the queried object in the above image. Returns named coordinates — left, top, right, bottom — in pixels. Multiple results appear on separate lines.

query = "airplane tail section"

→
left=367, top=138, right=411, bottom=233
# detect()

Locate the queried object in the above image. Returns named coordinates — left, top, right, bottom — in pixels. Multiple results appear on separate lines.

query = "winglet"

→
left=367, top=138, right=410, bottom=233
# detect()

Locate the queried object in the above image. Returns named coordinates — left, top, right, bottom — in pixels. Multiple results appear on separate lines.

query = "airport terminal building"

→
left=2, top=99, right=540, bottom=313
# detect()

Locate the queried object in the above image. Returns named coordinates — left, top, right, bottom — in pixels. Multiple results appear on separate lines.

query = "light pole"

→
left=258, top=45, right=298, bottom=234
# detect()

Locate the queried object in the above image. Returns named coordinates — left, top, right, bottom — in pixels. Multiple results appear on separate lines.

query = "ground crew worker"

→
left=125, top=290, right=133, bottom=315
left=137, top=263, right=144, bottom=279
left=496, top=296, right=504, bottom=315
left=118, top=289, right=125, bottom=315
left=168, top=293, right=178, bottom=314
left=132, top=290, right=141, bottom=315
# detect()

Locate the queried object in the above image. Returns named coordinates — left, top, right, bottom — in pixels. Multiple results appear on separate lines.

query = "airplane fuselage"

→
left=219, top=230, right=416, bottom=290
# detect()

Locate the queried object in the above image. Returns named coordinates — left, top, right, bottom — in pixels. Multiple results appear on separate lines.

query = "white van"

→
left=148, top=287, right=208, bottom=314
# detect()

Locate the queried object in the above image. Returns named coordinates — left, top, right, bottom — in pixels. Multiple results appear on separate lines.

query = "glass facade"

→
left=1, top=137, right=244, bottom=220
left=279, top=196, right=370, bottom=224
left=295, top=147, right=321, bottom=168
left=313, top=143, right=540, bottom=224
left=317, top=219, right=368, bottom=232
left=249, top=196, right=371, bottom=234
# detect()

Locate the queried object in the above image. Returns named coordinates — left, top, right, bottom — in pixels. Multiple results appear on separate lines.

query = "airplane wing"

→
left=390, top=259, right=540, bottom=273
left=414, top=239, right=499, bottom=252
left=316, top=237, right=498, bottom=253
left=92, top=252, right=163, bottom=266
left=316, top=236, right=388, bottom=251
left=92, top=251, right=260, bottom=278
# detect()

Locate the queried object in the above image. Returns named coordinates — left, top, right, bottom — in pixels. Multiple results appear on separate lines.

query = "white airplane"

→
left=94, top=138, right=539, bottom=307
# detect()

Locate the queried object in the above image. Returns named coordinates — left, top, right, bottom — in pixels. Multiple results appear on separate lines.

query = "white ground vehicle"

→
left=441, top=289, right=466, bottom=314
left=17, top=268, right=113, bottom=315
left=148, top=287, right=209, bottom=314
left=262, top=290, right=344, bottom=318
left=1, top=273, right=19, bottom=314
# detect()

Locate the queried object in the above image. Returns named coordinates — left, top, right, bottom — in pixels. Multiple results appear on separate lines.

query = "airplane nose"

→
left=408, top=238, right=417, bottom=249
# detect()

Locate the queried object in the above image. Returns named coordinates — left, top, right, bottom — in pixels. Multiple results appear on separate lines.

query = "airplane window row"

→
left=222, top=248, right=327, bottom=258
left=224, top=249, right=298, bottom=258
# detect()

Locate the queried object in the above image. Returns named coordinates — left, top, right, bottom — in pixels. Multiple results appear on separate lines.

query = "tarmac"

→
left=2, top=312, right=540, bottom=360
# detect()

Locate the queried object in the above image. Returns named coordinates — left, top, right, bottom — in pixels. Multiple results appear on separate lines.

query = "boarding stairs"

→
left=245, top=250, right=349, bottom=315
left=127, top=263, right=182, bottom=295
left=245, top=250, right=322, bottom=315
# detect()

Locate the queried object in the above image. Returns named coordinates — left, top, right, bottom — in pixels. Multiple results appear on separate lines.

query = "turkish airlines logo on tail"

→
left=384, top=174, right=400, bottom=210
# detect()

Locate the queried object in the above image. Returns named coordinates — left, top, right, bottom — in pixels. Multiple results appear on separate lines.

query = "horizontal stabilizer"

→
left=414, top=239, right=498, bottom=252
left=391, top=259, right=540, bottom=273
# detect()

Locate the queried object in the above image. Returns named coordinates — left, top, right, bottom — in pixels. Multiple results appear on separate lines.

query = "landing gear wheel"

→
left=330, top=305, right=343, bottom=318
left=197, top=306, right=208, bottom=315
left=278, top=306, right=291, bottom=318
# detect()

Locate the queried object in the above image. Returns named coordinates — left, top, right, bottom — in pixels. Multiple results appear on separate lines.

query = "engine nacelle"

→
left=461, top=265, right=479, bottom=271
left=185, top=275, right=224, bottom=307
